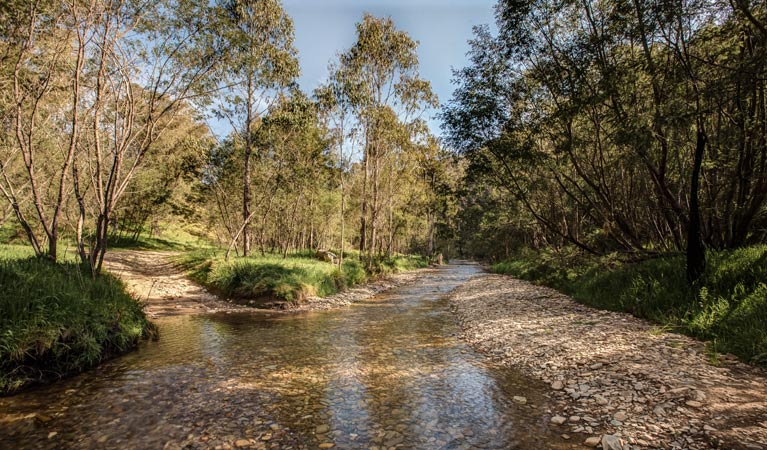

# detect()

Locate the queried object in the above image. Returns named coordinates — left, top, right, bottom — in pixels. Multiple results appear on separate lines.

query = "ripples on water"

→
left=0, top=263, right=568, bottom=449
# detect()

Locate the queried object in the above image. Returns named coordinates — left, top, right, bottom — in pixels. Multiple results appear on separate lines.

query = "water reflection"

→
left=0, top=263, right=569, bottom=449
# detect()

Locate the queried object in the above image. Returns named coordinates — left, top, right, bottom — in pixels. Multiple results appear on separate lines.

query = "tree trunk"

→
left=242, top=147, right=252, bottom=257
left=687, top=125, right=707, bottom=283
left=242, top=77, right=254, bottom=257
left=427, top=208, right=435, bottom=256
left=339, top=179, right=346, bottom=270
left=359, top=132, right=369, bottom=257
left=370, top=143, right=380, bottom=260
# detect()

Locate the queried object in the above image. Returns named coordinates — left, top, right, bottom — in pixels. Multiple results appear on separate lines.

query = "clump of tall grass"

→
left=0, top=254, right=154, bottom=394
left=176, top=250, right=427, bottom=304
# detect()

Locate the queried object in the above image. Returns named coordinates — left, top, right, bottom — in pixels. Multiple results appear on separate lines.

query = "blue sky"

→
left=282, top=0, right=497, bottom=136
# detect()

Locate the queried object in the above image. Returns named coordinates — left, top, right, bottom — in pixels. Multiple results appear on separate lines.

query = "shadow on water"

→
left=0, top=263, right=571, bottom=449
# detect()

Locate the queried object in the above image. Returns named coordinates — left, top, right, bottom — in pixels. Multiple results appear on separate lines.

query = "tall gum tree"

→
left=327, top=13, right=437, bottom=263
left=213, top=0, right=299, bottom=258
left=315, top=72, right=356, bottom=270
left=1, top=0, right=75, bottom=260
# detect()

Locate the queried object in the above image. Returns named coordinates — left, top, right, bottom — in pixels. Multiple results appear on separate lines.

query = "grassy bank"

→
left=492, top=246, right=767, bottom=366
left=177, top=250, right=429, bottom=304
left=0, top=253, right=154, bottom=395
left=2, top=219, right=211, bottom=253
left=107, top=221, right=213, bottom=251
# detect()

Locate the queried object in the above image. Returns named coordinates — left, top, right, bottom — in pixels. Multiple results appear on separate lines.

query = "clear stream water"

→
left=0, top=263, right=569, bottom=449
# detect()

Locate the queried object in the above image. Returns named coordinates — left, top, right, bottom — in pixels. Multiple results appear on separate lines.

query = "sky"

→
left=282, top=0, right=497, bottom=136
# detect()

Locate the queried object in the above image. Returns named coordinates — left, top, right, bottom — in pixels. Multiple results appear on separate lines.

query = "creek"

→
left=0, top=263, right=568, bottom=449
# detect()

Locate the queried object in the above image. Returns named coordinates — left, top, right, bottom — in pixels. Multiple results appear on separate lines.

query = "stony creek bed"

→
left=450, top=275, right=767, bottom=450
left=0, top=262, right=572, bottom=450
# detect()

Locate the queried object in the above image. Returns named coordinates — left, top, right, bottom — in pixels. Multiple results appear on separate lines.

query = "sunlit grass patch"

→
left=107, top=221, right=214, bottom=251
left=177, top=250, right=427, bottom=304
left=0, top=252, right=154, bottom=394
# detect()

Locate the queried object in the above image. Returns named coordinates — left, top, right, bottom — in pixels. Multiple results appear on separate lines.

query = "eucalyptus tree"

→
left=328, top=13, right=437, bottom=262
left=219, top=91, right=329, bottom=259
left=416, top=135, right=450, bottom=257
left=0, top=0, right=226, bottom=272
left=115, top=108, right=214, bottom=243
left=212, top=0, right=299, bottom=257
left=0, top=0, right=78, bottom=259
left=315, top=68, right=357, bottom=269
left=261, top=92, right=329, bottom=257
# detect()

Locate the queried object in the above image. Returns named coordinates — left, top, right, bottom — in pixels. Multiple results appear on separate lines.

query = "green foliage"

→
left=113, top=109, right=213, bottom=242
left=338, top=258, right=368, bottom=287
left=177, top=250, right=426, bottom=304
left=444, top=0, right=767, bottom=261
left=491, top=249, right=576, bottom=289
left=492, top=246, right=767, bottom=365
left=0, top=223, right=27, bottom=245
left=0, top=239, right=82, bottom=263
left=368, top=254, right=429, bottom=275
left=0, top=251, right=154, bottom=394
left=0, top=244, right=36, bottom=260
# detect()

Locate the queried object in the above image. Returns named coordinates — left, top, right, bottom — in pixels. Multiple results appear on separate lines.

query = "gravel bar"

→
left=449, top=274, right=767, bottom=450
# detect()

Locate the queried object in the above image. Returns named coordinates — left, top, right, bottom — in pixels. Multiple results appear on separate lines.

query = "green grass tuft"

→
left=0, top=250, right=154, bottom=394
left=176, top=250, right=427, bottom=304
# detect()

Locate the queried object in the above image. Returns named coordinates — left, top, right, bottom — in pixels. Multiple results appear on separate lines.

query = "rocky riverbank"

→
left=449, top=275, right=767, bottom=450
left=297, top=267, right=436, bottom=311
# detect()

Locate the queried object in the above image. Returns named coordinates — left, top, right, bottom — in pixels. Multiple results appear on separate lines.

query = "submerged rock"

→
left=601, top=434, right=624, bottom=450
left=584, top=436, right=601, bottom=447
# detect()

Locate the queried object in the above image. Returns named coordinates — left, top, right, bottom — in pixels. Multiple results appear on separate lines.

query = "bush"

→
left=0, top=255, right=154, bottom=394
left=176, top=250, right=426, bottom=304
left=492, top=246, right=767, bottom=365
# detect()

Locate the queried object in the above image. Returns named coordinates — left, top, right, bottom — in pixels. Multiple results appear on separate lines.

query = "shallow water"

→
left=0, top=263, right=569, bottom=449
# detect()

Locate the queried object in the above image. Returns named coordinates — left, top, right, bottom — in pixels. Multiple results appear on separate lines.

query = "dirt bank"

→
left=103, top=250, right=250, bottom=317
left=449, top=275, right=767, bottom=450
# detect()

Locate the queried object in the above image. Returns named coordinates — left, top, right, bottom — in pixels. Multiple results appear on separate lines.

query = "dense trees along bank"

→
left=443, top=0, right=767, bottom=276
left=443, top=0, right=767, bottom=363
left=0, top=1, right=456, bottom=267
